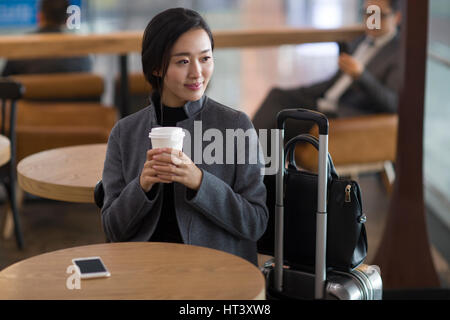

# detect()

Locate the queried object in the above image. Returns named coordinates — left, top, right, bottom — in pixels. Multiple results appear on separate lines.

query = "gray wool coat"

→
left=101, top=95, right=268, bottom=265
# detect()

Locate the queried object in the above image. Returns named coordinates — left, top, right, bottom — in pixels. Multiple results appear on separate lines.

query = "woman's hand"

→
left=151, top=148, right=203, bottom=191
left=140, top=148, right=177, bottom=192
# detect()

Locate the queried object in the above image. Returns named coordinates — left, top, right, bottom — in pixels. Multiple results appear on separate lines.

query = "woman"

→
left=101, top=8, right=268, bottom=265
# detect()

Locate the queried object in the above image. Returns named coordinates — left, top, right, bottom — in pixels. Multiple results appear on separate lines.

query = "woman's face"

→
left=160, top=28, right=214, bottom=107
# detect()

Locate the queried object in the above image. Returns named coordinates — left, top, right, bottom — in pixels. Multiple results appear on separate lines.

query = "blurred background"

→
left=0, top=0, right=449, bottom=288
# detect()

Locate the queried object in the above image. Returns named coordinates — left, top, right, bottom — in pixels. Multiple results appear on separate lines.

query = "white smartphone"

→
left=72, top=256, right=111, bottom=279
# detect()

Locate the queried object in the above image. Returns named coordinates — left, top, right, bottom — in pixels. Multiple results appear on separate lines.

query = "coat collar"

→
left=181, top=95, right=206, bottom=117
left=148, top=92, right=207, bottom=125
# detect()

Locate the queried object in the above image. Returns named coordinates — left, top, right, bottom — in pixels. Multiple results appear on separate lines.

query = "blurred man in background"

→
left=252, top=0, right=402, bottom=141
left=1, top=0, right=91, bottom=76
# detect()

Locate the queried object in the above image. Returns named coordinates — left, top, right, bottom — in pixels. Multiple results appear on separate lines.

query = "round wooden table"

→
left=0, top=242, right=266, bottom=300
left=0, top=135, right=10, bottom=167
left=17, top=144, right=106, bottom=203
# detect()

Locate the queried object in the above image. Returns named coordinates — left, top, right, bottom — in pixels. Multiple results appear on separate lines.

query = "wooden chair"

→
left=295, top=113, right=398, bottom=192
left=1, top=73, right=117, bottom=242
left=0, top=78, right=25, bottom=248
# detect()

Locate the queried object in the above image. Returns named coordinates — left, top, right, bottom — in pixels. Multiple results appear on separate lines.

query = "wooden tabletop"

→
left=0, top=135, right=10, bottom=167
left=0, top=26, right=364, bottom=58
left=17, top=144, right=106, bottom=203
left=0, top=242, right=266, bottom=300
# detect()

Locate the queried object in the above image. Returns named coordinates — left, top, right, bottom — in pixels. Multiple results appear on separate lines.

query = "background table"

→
left=0, top=27, right=364, bottom=118
left=0, top=242, right=266, bottom=300
left=17, top=143, right=106, bottom=203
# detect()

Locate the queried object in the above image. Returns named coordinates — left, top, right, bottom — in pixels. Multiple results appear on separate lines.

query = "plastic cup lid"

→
left=149, top=127, right=185, bottom=138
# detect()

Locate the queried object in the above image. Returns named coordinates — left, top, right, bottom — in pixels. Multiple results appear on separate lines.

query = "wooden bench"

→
left=295, top=113, right=398, bottom=192
left=6, top=73, right=118, bottom=162
left=10, top=73, right=104, bottom=101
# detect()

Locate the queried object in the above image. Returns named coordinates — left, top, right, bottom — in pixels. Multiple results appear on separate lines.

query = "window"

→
left=424, top=0, right=450, bottom=259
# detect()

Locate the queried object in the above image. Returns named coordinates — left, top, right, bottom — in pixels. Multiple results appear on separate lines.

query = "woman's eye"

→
left=177, top=59, right=189, bottom=64
left=201, top=56, right=212, bottom=62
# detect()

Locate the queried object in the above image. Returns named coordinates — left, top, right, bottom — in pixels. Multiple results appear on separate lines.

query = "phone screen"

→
left=74, top=258, right=107, bottom=274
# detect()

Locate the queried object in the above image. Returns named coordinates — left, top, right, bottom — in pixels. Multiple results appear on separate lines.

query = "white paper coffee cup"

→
left=149, top=127, right=185, bottom=151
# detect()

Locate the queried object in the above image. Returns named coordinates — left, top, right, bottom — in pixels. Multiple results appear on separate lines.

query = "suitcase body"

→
left=265, top=108, right=382, bottom=300
left=264, top=262, right=382, bottom=300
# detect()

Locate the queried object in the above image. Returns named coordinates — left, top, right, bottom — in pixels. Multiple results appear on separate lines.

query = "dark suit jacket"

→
left=1, top=26, right=92, bottom=76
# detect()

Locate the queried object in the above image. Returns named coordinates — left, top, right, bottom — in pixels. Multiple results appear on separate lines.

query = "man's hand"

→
left=151, top=148, right=203, bottom=191
left=339, top=53, right=364, bottom=79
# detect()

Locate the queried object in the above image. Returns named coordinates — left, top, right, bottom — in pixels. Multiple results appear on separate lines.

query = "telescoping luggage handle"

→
left=277, top=108, right=329, bottom=135
left=274, top=108, right=329, bottom=299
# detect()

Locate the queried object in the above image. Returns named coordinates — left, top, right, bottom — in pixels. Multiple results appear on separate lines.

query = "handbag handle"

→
left=277, top=108, right=329, bottom=135
left=284, top=134, right=339, bottom=180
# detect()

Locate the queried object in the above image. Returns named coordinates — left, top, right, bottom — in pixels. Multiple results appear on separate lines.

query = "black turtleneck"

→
left=149, top=104, right=187, bottom=243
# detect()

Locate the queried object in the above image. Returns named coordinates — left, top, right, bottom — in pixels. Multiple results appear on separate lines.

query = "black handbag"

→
left=282, top=134, right=367, bottom=272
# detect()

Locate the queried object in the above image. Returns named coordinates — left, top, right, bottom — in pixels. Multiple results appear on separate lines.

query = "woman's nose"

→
left=189, top=60, right=202, bottom=78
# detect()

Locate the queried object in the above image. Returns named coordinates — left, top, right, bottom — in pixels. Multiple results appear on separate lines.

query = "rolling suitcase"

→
left=264, top=108, right=382, bottom=300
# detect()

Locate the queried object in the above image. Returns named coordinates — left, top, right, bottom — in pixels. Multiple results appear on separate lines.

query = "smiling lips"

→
left=184, top=82, right=203, bottom=91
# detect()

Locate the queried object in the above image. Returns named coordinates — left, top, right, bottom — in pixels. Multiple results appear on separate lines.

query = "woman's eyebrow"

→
left=172, top=49, right=211, bottom=57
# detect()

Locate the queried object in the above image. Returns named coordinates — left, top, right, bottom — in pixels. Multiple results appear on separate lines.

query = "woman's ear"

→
left=152, top=70, right=162, bottom=77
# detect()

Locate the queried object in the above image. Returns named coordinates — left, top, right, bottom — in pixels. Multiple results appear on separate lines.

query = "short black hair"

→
left=141, top=8, right=214, bottom=94
left=40, top=0, right=69, bottom=26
